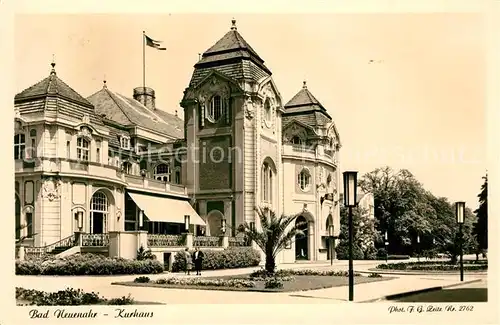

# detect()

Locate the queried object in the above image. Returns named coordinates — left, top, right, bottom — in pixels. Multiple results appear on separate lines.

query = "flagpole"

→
left=142, top=30, right=146, bottom=90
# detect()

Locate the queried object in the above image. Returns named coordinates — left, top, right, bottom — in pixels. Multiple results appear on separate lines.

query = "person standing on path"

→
left=184, top=248, right=193, bottom=275
left=192, top=247, right=204, bottom=276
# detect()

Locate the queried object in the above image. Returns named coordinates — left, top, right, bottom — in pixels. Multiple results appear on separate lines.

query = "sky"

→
left=14, top=13, right=486, bottom=210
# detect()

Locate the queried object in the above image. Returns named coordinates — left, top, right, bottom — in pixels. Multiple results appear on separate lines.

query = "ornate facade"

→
left=14, top=20, right=341, bottom=263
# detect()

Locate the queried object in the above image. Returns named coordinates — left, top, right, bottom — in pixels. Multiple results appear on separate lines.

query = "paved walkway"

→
left=15, top=258, right=486, bottom=304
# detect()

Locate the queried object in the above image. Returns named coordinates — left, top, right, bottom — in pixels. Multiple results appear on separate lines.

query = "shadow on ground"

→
left=393, top=288, right=487, bottom=303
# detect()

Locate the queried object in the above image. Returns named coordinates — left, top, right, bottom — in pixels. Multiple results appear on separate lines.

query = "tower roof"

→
left=283, top=81, right=331, bottom=119
left=189, top=19, right=271, bottom=87
left=15, top=62, right=93, bottom=108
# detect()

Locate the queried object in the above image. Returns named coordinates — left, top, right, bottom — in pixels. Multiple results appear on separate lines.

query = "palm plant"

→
left=16, top=223, right=35, bottom=245
left=237, top=207, right=306, bottom=274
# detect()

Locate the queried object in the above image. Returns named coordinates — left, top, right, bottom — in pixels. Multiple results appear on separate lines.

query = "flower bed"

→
left=16, top=287, right=135, bottom=306
left=376, top=260, right=488, bottom=271
left=16, top=253, right=164, bottom=275
left=171, top=247, right=260, bottom=272
left=134, top=276, right=256, bottom=288
left=249, top=268, right=362, bottom=278
left=114, top=272, right=392, bottom=292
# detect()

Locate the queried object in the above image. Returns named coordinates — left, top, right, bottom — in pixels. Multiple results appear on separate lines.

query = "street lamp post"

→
left=455, top=201, right=465, bottom=282
left=343, top=171, right=358, bottom=302
left=384, top=231, right=389, bottom=263
left=328, top=224, right=334, bottom=266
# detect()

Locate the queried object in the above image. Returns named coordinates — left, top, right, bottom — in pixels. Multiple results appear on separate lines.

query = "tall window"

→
left=26, top=212, right=33, bottom=237
left=264, top=99, right=272, bottom=122
left=154, top=163, right=171, bottom=182
left=77, top=137, right=89, bottom=161
left=298, top=169, right=311, bottom=191
left=261, top=162, right=274, bottom=203
left=120, top=136, right=130, bottom=150
left=208, top=95, right=224, bottom=122
left=96, top=141, right=101, bottom=163
left=66, top=141, right=71, bottom=159
left=90, top=191, right=108, bottom=234
left=14, top=134, right=25, bottom=160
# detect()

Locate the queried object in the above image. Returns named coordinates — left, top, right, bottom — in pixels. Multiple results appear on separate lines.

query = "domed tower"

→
left=181, top=19, right=283, bottom=236
left=281, top=81, right=341, bottom=262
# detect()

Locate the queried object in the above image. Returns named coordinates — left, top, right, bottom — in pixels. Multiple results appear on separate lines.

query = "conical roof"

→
left=284, top=81, right=331, bottom=119
left=15, top=63, right=93, bottom=108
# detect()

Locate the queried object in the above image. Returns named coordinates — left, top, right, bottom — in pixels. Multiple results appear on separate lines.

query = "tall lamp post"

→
left=384, top=231, right=389, bottom=263
left=328, top=224, right=335, bottom=266
left=455, top=201, right=465, bottom=282
left=343, top=171, right=358, bottom=302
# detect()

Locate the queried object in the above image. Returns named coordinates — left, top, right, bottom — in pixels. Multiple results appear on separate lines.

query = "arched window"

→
left=14, top=133, right=25, bottom=160
left=154, top=163, right=171, bottom=182
left=90, top=191, right=108, bottom=234
left=261, top=161, right=274, bottom=203
left=77, top=137, right=89, bottom=161
left=264, top=99, right=272, bottom=122
left=291, top=136, right=303, bottom=146
left=208, top=95, right=224, bottom=122
left=298, top=168, right=311, bottom=191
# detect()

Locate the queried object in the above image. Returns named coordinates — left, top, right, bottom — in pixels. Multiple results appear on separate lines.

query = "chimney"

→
left=133, top=87, right=156, bottom=110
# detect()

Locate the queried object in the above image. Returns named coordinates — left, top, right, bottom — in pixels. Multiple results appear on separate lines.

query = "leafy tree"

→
left=237, top=207, right=305, bottom=274
left=338, top=205, right=379, bottom=258
left=358, top=166, right=476, bottom=259
left=473, top=174, right=488, bottom=252
left=136, top=245, right=156, bottom=260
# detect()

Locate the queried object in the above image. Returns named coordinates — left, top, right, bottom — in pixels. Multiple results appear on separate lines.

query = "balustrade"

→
left=81, top=233, right=109, bottom=247
left=147, top=234, right=185, bottom=247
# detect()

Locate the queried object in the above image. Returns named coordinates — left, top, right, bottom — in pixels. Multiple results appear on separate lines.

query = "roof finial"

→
left=103, top=77, right=107, bottom=89
left=198, top=53, right=201, bottom=60
left=175, top=110, right=178, bottom=117
left=231, top=18, right=237, bottom=31
left=303, top=80, right=307, bottom=89
left=50, top=54, right=56, bottom=75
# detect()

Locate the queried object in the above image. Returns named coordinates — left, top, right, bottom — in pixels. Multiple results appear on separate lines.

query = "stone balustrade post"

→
left=185, top=233, right=193, bottom=249
left=222, top=234, right=229, bottom=248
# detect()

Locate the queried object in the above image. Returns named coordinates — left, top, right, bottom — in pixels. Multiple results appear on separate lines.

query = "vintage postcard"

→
left=2, top=1, right=498, bottom=324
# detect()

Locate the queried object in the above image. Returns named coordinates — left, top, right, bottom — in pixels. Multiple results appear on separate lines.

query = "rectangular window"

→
left=120, top=137, right=130, bottom=150
left=26, top=212, right=33, bottom=237
left=96, top=148, right=100, bottom=163
left=77, top=138, right=89, bottom=161
left=30, top=139, right=36, bottom=158
left=66, top=141, right=70, bottom=159
left=14, top=134, right=25, bottom=160
left=175, top=170, right=181, bottom=184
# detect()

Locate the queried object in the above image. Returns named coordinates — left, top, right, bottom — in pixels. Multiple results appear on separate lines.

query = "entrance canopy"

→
left=127, top=192, right=206, bottom=225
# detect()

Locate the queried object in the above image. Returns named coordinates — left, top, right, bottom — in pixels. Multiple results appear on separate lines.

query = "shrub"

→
left=335, top=242, right=364, bottom=260
left=134, top=276, right=150, bottom=283
left=368, top=273, right=382, bottom=278
left=273, top=269, right=362, bottom=277
left=16, top=287, right=135, bottom=306
left=136, top=246, right=156, bottom=261
left=364, top=246, right=378, bottom=260
left=171, top=247, right=260, bottom=272
left=388, top=255, right=410, bottom=260
left=264, top=277, right=283, bottom=289
left=153, top=277, right=255, bottom=288
left=16, top=253, right=164, bottom=275
left=376, top=248, right=387, bottom=259
left=377, top=260, right=488, bottom=271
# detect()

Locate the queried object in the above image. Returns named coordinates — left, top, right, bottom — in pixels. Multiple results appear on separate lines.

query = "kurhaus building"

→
left=14, top=20, right=341, bottom=264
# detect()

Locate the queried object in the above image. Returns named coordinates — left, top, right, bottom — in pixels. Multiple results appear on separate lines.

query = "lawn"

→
left=393, top=288, right=487, bottom=302
left=113, top=274, right=394, bottom=293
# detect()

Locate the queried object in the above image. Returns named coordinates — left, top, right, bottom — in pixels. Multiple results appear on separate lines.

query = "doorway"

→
left=295, top=215, right=308, bottom=260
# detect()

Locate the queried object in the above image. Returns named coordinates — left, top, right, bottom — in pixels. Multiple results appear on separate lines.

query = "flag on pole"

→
left=144, top=34, right=166, bottom=50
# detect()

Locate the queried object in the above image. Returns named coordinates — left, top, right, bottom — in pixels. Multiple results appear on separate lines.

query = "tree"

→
left=473, top=174, right=488, bottom=253
left=338, top=205, right=379, bottom=259
left=237, top=207, right=305, bottom=274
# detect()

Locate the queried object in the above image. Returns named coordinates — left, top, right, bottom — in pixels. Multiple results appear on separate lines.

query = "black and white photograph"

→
left=3, top=1, right=498, bottom=325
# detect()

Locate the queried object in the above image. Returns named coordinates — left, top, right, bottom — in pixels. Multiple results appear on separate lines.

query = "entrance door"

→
left=295, top=216, right=308, bottom=260
left=91, top=212, right=104, bottom=234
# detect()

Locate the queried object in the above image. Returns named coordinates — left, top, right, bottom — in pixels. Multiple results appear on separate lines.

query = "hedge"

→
left=16, top=287, right=134, bottom=306
left=377, top=260, right=488, bottom=271
left=16, top=253, right=164, bottom=275
left=335, top=242, right=364, bottom=260
left=171, top=247, right=261, bottom=272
